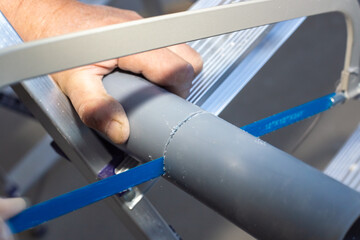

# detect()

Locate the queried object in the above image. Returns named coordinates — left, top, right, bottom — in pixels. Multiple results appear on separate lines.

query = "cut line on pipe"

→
left=163, top=111, right=206, bottom=159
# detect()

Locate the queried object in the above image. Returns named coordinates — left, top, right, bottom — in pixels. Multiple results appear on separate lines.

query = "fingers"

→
left=52, top=63, right=130, bottom=144
left=43, top=2, right=203, bottom=144
left=51, top=41, right=204, bottom=145
left=117, top=48, right=192, bottom=98
left=0, top=198, right=26, bottom=220
left=117, top=45, right=203, bottom=98
left=167, top=44, right=203, bottom=76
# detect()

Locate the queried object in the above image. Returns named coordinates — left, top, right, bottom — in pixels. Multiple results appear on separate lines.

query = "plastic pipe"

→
left=103, top=71, right=360, bottom=240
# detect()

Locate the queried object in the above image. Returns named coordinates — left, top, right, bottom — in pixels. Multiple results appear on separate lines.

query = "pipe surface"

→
left=103, top=71, right=360, bottom=240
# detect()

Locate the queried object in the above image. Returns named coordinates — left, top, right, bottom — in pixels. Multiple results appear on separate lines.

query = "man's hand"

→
left=0, top=198, right=26, bottom=240
left=0, top=0, right=203, bottom=144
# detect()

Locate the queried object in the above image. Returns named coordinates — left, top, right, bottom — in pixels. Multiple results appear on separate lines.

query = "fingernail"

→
left=7, top=198, right=26, bottom=213
left=21, top=197, right=30, bottom=208
left=106, top=120, right=129, bottom=144
left=0, top=198, right=27, bottom=220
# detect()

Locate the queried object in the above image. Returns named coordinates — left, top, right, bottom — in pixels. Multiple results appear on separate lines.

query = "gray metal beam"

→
left=12, top=73, right=180, bottom=240
left=103, top=71, right=360, bottom=240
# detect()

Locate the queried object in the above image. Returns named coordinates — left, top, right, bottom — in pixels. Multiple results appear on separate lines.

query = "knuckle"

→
left=123, top=10, right=142, bottom=20
left=76, top=96, right=126, bottom=133
left=77, top=97, right=107, bottom=130
left=158, top=62, right=194, bottom=88
left=193, top=54, right=204, bottom=75
left=181, top=63, right=196, bottom=83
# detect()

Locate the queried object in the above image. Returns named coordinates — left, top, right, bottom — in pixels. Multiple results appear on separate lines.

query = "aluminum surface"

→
left=196, top=18, right=304, bottom=114
left=187, top=0, right=304, bottom=113
left=325, top=124, right=360, bottom=191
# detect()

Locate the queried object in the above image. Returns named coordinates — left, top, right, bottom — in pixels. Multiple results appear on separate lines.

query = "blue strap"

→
left=5, top=93, right=339, bottom=233
left=7, top=157, right=165, bottom=234
left=241, top=93, right=337, bottom=137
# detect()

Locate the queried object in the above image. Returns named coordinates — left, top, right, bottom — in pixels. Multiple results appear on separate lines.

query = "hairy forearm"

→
left=0, top=0, right=142, bottom=41
left=0, top=0, right=80, bottom=41
left=0, top=0, right=23, bottom=24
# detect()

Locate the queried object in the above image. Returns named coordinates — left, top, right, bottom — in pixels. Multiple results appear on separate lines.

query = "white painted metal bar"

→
left=0, top=0, right=303, bottom=116
left=0, top=0, right=358, bottom=98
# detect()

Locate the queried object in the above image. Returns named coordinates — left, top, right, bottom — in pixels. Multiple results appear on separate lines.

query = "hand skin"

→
left=0, top=0, right=203, bottom=144
left=0, top=198, right=26, bottom=240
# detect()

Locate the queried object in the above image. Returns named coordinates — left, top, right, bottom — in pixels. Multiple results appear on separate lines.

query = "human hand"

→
left=0, top=198, right=26, bottom=240
left=7, top=1, right=203, bottom=144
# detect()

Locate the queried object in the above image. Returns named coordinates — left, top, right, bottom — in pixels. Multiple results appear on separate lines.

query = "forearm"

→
left=0, top=0, right=80, bottom=41
left=0, top=0, right=202, bottom=146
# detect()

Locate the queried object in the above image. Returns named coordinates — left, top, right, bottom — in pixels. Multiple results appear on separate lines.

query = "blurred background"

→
left=1, top=0, right=360, bottom=239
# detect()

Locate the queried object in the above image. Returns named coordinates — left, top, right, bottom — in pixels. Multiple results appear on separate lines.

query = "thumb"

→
left=52, top=67, right=130, bottom=144
left=0, top=198, right=26, bottom=220
left=0, top=198, right=27, bottom=240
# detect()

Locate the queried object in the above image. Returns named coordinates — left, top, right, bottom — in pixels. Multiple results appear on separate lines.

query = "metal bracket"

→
left=338, top=67, right=360, bottom=98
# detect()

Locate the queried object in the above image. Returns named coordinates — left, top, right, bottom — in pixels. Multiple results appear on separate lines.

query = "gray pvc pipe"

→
left=103, top=71, right=360, bottom=240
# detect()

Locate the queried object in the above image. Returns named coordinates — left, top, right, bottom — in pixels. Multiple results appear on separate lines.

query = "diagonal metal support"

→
left=0, top=12, right=179, bottom=240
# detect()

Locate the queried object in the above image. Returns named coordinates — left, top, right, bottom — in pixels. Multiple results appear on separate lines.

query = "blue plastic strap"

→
left=241, top=93, right=337, bottom=137
left=7, top=157, right=165, bottom=234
